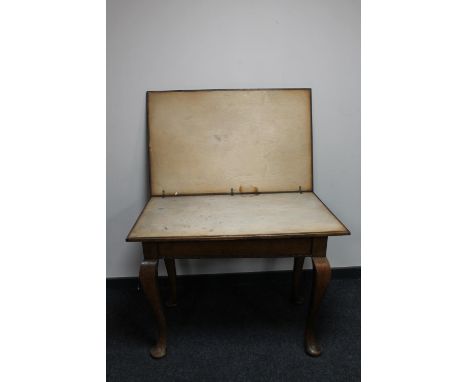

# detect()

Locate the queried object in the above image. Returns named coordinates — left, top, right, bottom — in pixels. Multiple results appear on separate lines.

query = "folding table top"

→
left=127, top=89, right=349, bottom=242
left=147, top=89, right=313, bottom=196
left=127, top=193, right=349, bottom=241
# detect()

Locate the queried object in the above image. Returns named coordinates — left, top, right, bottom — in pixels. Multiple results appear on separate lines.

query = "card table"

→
left=127, top=89, right=350, bottom=358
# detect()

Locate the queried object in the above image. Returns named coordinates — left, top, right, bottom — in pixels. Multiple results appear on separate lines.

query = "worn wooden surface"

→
left=147, top=89, right=312, bottom=195
left=127, top=192, right=349, bottom=241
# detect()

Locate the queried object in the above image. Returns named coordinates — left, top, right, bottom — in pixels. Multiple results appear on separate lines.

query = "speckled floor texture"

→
left=107, top=269, right=360, bottom=382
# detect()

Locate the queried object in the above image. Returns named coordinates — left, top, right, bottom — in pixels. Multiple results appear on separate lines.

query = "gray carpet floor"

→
left=107, top=270, right=360, bottom=381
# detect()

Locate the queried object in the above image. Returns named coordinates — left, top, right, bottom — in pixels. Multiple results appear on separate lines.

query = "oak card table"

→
left=127, top=89, right=349, bottom=359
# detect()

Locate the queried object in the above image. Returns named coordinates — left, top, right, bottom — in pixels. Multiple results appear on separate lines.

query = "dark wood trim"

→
left=149, top=190, right=310, bottom=198
left=141, top=242, right=158, bottom=260
left=147, top=87, right=312, bottom=94
left=308, top=88, right=314, bottom=192
left=146, top=91, right=153, bottom=200
left=127, top=230, right=349, bottom=243
left=311, top=236, right=328, bottom=258
left=157, top=238, right=312, bottom=259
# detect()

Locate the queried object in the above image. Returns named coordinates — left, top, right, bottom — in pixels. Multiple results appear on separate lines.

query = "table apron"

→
left=152, top=238, right=321, bottom=259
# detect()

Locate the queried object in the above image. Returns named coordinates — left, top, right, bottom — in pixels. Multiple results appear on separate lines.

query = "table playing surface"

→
left=127, top=192, right=349, bottom=241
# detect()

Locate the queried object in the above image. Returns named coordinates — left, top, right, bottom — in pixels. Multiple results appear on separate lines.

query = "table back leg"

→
left=164, top=258, right=177, bottom=307
left=292, top=257, right=305, bottom=304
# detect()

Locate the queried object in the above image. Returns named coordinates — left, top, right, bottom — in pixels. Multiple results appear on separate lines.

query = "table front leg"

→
left=164, top=258, right=177, bottom=307
left=305, top=237, right=331, bottom=357
left=139, top=260, right=167, bottom=358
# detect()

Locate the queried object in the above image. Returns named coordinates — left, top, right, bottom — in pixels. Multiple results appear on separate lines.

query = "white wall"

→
left=107, top=0, right=360, bottom=277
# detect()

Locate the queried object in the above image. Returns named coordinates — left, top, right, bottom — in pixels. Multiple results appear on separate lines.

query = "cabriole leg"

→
left=139, top=259, right=167, bottom=359
left=305, top=237, right=331, bottom=357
